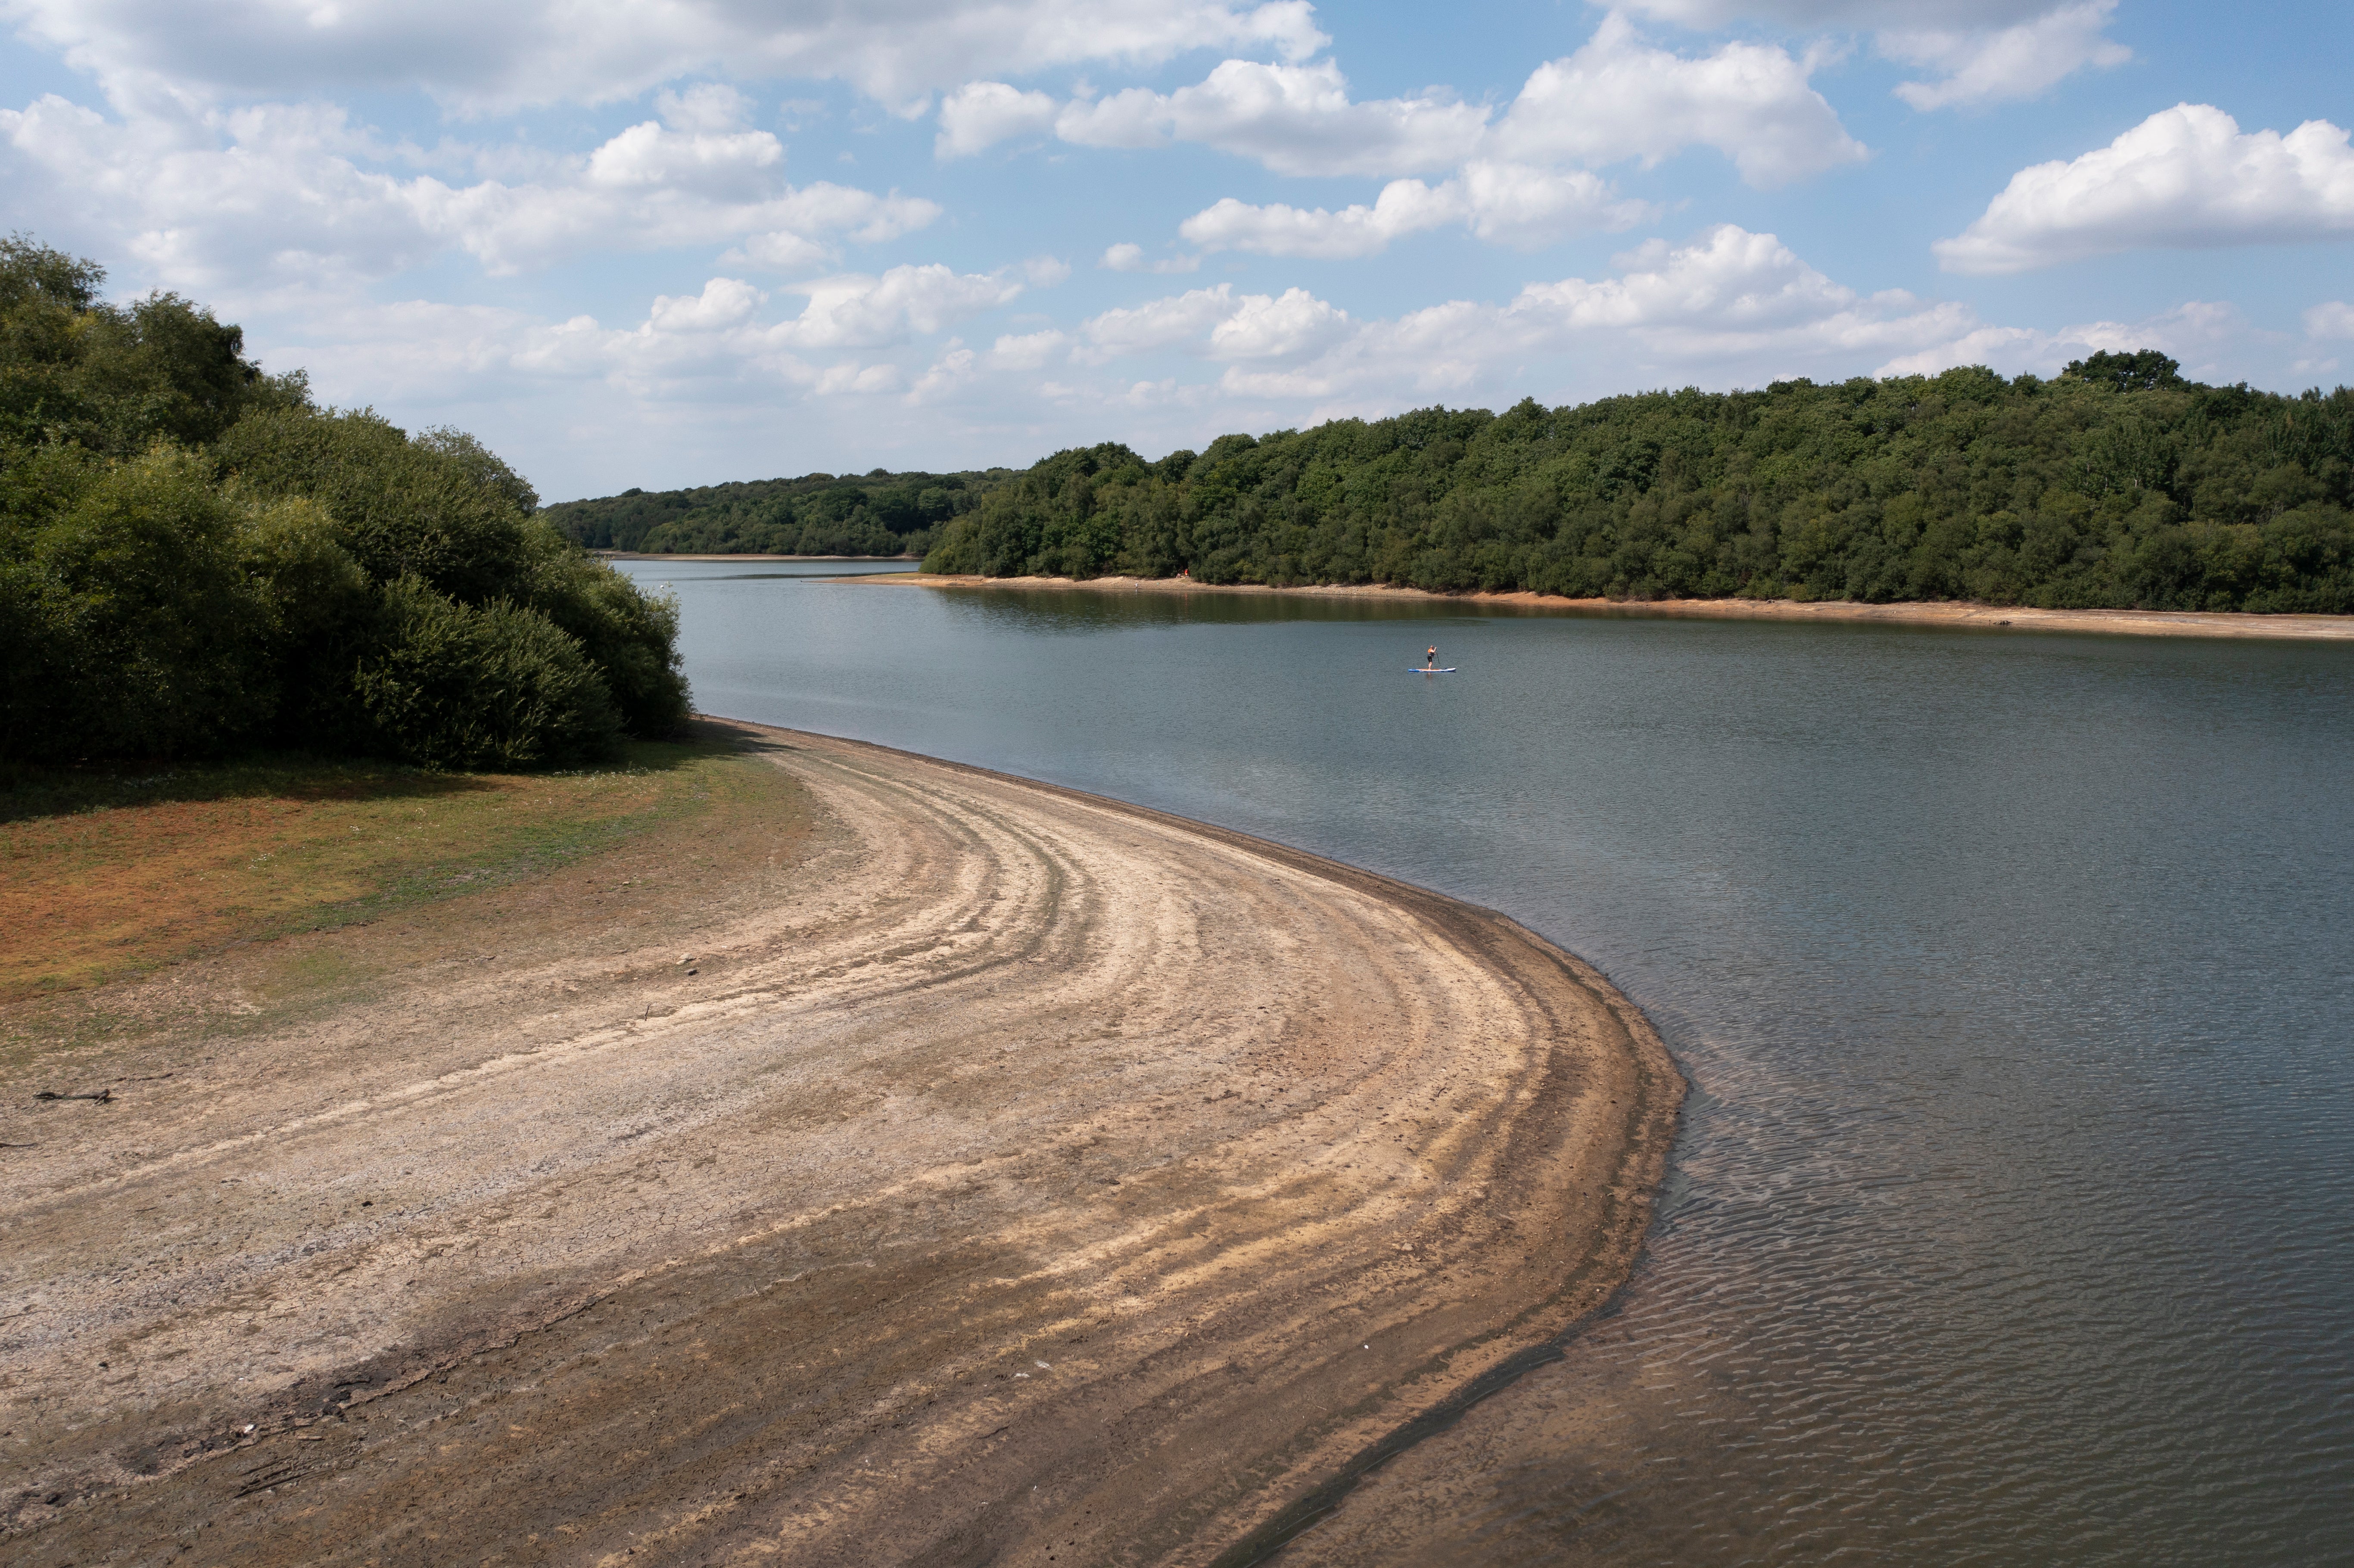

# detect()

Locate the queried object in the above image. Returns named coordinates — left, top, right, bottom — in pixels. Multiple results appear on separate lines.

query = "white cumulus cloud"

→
left=1491, top=14, right=1865, bottom=187
left=2306, top=302, right=2354, bottom=341
left=4, top=0, right=1329, bottom=117
left=948, top=15, right=1865, bottom=189
left=990, top=329, right=1069, bottom=369
left=1179, top=162, right=1651, bottom=258
left=581, top=120, right=782, bottom=195
left=1622, top=0, right=2128, bottom=110
left=1052, top=58, right=1487, bottom=177
left=1623, top=0, right=2063, bottom=22
left=652, top=83, right=753, bottom=133
left=646, top=276, right=766, bottom=332
left=937, top=81, right=1059, bottom=157
left=1101, top=243, right=1201, bottom=273
left=1077, top=285, right=1248, bottom=361
left=1207, top=288, right=1350, bottom=360
left=1935, top=104, right=2354, bottom=274
left=1178, top=182, right=1464, bottom=259
left=1080, top=225, right=1988, bottom=403
left=780, top=264, right=1027, bottom=349
left=1206, top=224, right=2019, bottom=405
left=1457, top=161, right=1660, bottom=247
left=982, top=13, right=1865, bottom=265
left=1879, top=0, right=2130, bottom=110
left=0, top=93, right=941, bottom=286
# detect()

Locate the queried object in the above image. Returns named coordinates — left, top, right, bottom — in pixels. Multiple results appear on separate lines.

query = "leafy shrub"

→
left=0, top=446, right=271, bottom=760
left=215, top=409, right=536, bottom=607
left=523, top=532, right=691, bottom=736
left=349, top=577, right=621, bottom=770
left=1, top=236, right=691, bottom=767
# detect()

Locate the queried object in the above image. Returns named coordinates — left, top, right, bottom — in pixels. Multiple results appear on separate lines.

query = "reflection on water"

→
left=625, top=563, right=2354, bottom=1565
left=945, top=584, right=1522, bottom=632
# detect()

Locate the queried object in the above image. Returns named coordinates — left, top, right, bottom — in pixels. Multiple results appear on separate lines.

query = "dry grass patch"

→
left=0, top=725, right=782, bottom=1003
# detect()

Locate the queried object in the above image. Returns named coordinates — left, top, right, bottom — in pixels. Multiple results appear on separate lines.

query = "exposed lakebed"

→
left=624, top=560, right=2354, bottom=1565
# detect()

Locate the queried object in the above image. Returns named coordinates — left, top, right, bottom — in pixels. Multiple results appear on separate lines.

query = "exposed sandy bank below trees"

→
left=869, top=573, right=2354, bottom=641
left=5, top=722, right=1678, bottom=1566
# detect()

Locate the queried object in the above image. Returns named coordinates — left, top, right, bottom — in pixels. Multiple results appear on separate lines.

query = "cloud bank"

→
left=1623, top=0, right=2130, bottom=108
left=3, top=0, right=1328, bottom=115
left=944, top=16, right=1863, bottom=186
left=1938, top=104, right=2354, bottom=273
left=0, top=93, right=940, bottom=286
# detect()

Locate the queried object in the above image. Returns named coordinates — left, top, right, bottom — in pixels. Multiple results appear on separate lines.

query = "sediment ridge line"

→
left=6, top=722, right=1681, bottom=1567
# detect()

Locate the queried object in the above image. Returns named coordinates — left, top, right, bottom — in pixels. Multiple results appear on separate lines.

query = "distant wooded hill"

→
left=543, top=469, right=1009, bottom=558
left=919, top=354, right=2354, bottom=613
left=550, top=352, right=2352, bottom=613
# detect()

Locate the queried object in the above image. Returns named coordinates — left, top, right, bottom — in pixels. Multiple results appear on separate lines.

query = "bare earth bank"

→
left=4, top=723, right=1681, bottom=1566
left=868, top=573, right=2354, bottom=641
left=593, top=552, right=919, bottom=563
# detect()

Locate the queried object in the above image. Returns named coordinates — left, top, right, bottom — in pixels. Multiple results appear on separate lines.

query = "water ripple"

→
left=627, top=565, right=2354, bottom=1565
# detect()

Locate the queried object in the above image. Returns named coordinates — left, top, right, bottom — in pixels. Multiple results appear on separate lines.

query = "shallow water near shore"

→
left=623, top=562, right=2354, bottom=1565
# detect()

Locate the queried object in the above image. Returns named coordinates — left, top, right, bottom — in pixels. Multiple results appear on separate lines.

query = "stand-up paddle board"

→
left=1409, top=666, right=1459, bottom=672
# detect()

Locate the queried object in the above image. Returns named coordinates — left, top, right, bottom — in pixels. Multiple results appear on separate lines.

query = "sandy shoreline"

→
left=595, top=551, right=920, bottom=563
left=864, top=572, right=2354, bottom=641
left=6, top=722, right=1681, bottom=1565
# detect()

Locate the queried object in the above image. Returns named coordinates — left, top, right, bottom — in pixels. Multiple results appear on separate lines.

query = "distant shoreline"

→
left=594, top=551, right=919, bottom=563
left=862, top=573, right=2354, bottom=642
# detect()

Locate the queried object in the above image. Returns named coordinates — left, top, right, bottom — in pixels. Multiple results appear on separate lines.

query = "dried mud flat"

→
left=3, top=723, right=1680, bottom=1566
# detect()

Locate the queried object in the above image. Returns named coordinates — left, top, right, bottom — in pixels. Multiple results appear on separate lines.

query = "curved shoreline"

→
left=861, top=572, right=2354, bottom=641
left=595, top=550, right=921, bottom=563
left=9, top=723, right=1680, bottom=1565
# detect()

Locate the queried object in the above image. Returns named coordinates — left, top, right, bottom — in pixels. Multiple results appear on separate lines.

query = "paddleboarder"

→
left=1425, top=645, right=1438, bottom=668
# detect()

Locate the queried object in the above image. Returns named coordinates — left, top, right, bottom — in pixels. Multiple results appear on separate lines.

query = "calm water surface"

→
left=623, top=562, right=2354, bottom=1565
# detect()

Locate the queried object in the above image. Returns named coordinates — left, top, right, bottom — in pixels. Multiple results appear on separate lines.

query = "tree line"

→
left=924, top=352, right=2354, bottom=613
left=546, top=469, right=998, bottom=558
left=2, top=237, right=688, bottom=768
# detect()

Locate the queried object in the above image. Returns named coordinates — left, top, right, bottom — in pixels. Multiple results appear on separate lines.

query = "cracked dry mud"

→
left=3, top=723, right=1680, bottom=1566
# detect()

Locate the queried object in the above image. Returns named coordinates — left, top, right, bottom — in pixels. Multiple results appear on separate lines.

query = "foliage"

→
left=544, top=467, right=1001, bottom=557
left=349, top=577, right=623, bottom=770
left=1, top=445, right=272, bottom=759
left=922, top=360, right=2354, bottom=614
left=0, top=237, right=690, bottom=766
left=0, top=234, right=310, bottom=455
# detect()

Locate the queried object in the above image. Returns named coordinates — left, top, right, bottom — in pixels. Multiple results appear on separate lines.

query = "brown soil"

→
left=871, top=573, right=2354, bottom=641
left=2, top=722, right=1680, bottom=1566
left=0, top=747, right=754, bottom=1007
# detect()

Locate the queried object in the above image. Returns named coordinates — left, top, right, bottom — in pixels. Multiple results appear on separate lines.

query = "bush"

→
left=218, top=407, right=692, bottom=744
left=350, top=577, right=622, bottom=770
left=0, top=446, right=271, bottom=760
left=2, top=236, right=692, bottom=768
left=215, top=409, right=536, bottom=606
left=524, top=532, right=691, bottom=736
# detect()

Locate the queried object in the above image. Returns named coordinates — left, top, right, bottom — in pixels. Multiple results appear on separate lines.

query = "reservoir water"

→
left=619, top=560, right=2354, bottom=1565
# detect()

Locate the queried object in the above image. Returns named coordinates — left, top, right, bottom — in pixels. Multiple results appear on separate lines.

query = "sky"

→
left=3, top=1, right=2351, bottom=500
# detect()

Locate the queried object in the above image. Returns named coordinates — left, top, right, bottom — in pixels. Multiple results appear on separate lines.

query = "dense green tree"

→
left=0, top=446, right=272, bottom=759
left=544, top=467, right=993, bottom=557
left=0, top=234, right=309, bottom=456
left=923, top=368, right=2354, bottom=613
left=349, top=577, right=622, bottom=770
left=0, top=238, right=690, bottom=766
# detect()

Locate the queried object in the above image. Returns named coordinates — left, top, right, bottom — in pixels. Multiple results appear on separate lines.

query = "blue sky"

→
left=4, top=0, right=2350, bottom=499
